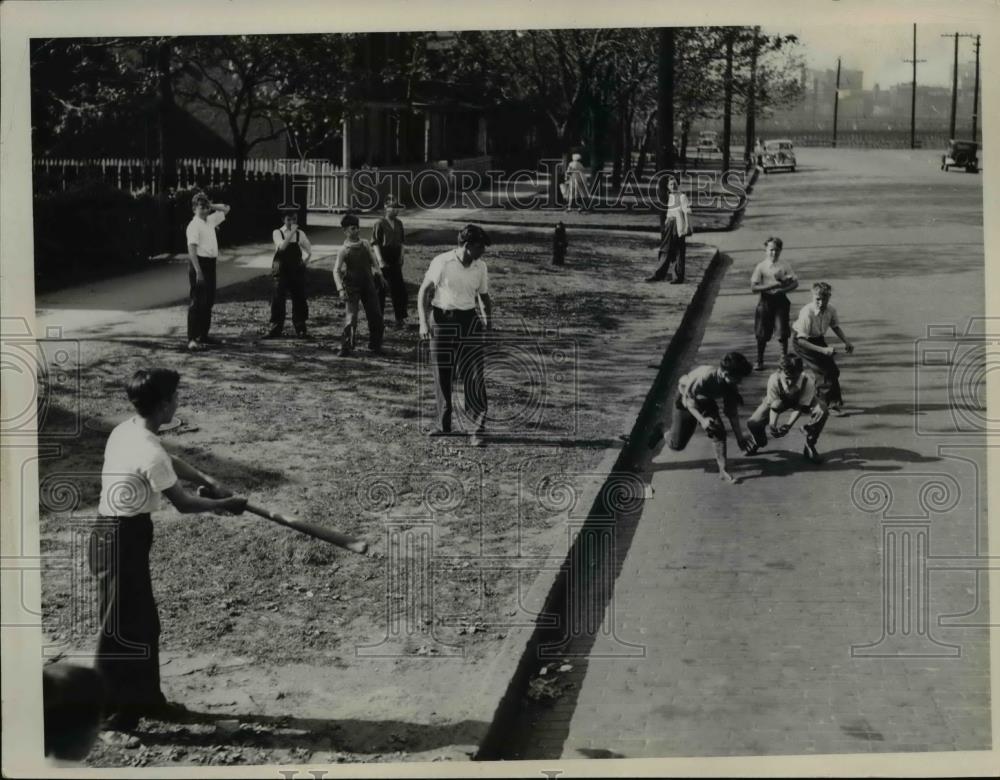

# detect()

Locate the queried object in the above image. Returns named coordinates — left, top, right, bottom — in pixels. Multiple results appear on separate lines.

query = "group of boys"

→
left=184, top=192, right=410, bottom=356
left=652, top=236, right=854, bottom=483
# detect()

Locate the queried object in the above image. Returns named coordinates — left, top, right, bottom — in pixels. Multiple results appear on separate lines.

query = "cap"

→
left=458, top=224, right=491, bottom=246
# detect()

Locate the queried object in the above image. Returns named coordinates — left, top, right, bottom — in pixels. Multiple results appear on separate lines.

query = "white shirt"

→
left=424, top=249, right=489, bottom=310
left=98, top=417, right=178, bottom=517
left=765, top=371, right=817, bottom=409
left=751, top=260, right=797, bottom=296
left=665, top=192, right=691, bottom=220
left=793, top=302, right=840, bottom=338
left=186, top=211, right=226, bottom=258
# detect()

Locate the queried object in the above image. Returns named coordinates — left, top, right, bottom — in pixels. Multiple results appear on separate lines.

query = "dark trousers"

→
left=754, top=293, right=791, bottom=345
left=343, top=282, right=384, bottom=351
left=270, top=264, right=309, bottom=331
left=88, top=515, right=164, bottom=720
left=794, top=336, right=843, bottom=406
left=378, top=264, right=408, bottom=324
left=187, top=257, right=217, bottom=341
left=429, top=307, right=487, bottom=433
left=667, top=397, right=726, bottom=450
left=650, top=218, right=687, bottom=281
left=747, top=399, right=829, bottom=447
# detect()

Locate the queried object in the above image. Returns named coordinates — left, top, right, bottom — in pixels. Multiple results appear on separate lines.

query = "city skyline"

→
left=769, top=22, right=983, bottom=91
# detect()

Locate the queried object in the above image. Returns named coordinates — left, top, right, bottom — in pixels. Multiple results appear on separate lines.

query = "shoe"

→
left=201, top=335, right=222, bottom=345
left=644, top=276, right=662, bottom=283
left=145, top=700, right=193, bottom=723
left=753, top=362, right=765, bottom=371
left=337, top=347, right=352, bottom=357
left=669, top=279, right=684, bottom=284
left=263, top=328, right=283, bottom=339
left=828, top=404, right=846, bottom=417
left=294, top=326, right=309, bottom=338
left=468, top=433, right=485, bottom=447
left=803, top=442, right=823, bottom=464
left=187, top=339, right=204, bottom=352
left=428, top=429, right=453, bottom=437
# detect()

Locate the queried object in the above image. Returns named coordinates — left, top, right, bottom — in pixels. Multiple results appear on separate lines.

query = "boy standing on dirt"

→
left=371, top=196, right=408, bottom=327
left=749, top=236, right=798, bottom=370
left=185, top=192, right=230, bottom=352
left=333, top=213, right=384, bottom=357
left=746, top=353, right=829, bottom=464
left=792, top=282, right=854, bottom=415
left=265, top=209, right=312, bottom=339
left=93, top=368, right=246, bottom=733
left=650, top=352, right=757, bottom=484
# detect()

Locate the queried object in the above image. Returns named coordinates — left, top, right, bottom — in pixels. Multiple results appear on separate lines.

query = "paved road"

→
left=516, top=148, right=990, bottom=758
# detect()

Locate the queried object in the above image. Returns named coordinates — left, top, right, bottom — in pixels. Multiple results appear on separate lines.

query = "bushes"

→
left=33, top=176, right=303, bottom=293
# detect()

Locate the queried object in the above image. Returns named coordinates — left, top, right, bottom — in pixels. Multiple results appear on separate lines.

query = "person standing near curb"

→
left=333, top=213, right=384, bottom=357
left=749, top=236, right=798, bottom=370
left=565, top=153, right=588, bottom=212
left=645, top=175, right=692, bottom=284
left=265, top=208, right=312, bottom=339
left=371, top=196, right=408, bottom=327
left=418, top=224, right=493, bottom=446
left=185, top=192, right=230, bottom=352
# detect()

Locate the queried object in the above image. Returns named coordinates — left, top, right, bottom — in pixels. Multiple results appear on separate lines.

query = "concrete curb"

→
left=472, top=246, right=726, bottom=760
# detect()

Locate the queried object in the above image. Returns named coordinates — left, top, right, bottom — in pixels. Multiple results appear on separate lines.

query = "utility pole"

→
left=656, top=28, right=675, bottom=173
left=942, top=32, right=975, bottom=140
left=832, top=57, right=841, bottom=148
left=903, top=24, right=926, bottom=149
left=971, top=34, right=981, bottom=142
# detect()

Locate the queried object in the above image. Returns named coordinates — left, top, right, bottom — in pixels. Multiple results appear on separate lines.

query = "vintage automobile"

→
left=696, top=130, right=721, bottom=155
left=941, top=140, right=979, bottom=173
left=761, top=139, right=796, bottom=173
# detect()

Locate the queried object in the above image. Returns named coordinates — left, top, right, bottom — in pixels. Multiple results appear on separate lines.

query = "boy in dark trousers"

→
left=749, top=236, right=798, bottom=370
left=266, top=209, right=312, bottom=338
left=333, top=213, right=384, bottom=357
left=792, top=282, right=854, bottom=415
left=371, top=196, right=408, bottom=327
left=184, top=192, right=230, bottom=351
left=552, top=222, right=568, bottom=266
left=650, top=352, right=757, bottom=484
left=746, top=353, right=829, bottom=463
left=92, top=368, right=247, bottom=732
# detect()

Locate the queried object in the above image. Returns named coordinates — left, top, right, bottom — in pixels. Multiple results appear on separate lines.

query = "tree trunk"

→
left=157, top=39, right=177, bottom=191
left=635, top=113, right=656, bottom=178
left=656, top=28, right=675, bottom=172
left=722, top=30, right=734, bottom=172
left=744, top=27, right=759, bottom=164
left=680, top=118, right=691, bottom=171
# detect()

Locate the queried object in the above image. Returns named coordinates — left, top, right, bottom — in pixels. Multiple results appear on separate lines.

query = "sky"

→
left=766, top=23, right=984, bottom=90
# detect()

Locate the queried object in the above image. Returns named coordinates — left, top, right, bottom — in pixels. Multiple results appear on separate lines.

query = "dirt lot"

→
left=38, top=221, right=714, bottom=766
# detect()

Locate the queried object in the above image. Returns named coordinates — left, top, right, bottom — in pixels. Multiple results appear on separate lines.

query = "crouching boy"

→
left=746, top=354, right=829, bottom=463
left=652, top=352, right=756, bottom=484
left=92, top=368, right=247, bottom=732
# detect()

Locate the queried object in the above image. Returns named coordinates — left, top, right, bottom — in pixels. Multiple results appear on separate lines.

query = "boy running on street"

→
left=750, top=236, right=798, bottom=370
left=746, top=353, right=829, bottom=463
left=651, top=352, right=757, bottom=484
left=792, top=282, right=854, bottom=415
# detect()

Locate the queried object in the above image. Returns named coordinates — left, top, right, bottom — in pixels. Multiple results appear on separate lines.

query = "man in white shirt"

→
left=93, top=367, right=246, bottom=732
left=749, top=236, right=799, bottom=370
left=417, top=224, right=493, bottom=445
left=185, top=192, right=231, bottom=351
left=792, top=281, right=855, bottom=415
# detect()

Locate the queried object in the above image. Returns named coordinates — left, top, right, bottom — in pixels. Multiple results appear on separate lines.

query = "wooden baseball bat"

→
left=245, top=503, right=368, bottom=554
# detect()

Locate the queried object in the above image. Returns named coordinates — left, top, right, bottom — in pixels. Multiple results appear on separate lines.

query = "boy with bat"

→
left=93, top=368, right=247, bottom=733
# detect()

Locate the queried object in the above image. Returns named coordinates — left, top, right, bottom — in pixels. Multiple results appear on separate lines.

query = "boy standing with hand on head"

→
left=750, top=236, right=798, bottom=370
left=792, top=282, right=854, bottom=415
left=93, top=368, right=246, bottom=733
left=185, top=192, right=230, bottom=351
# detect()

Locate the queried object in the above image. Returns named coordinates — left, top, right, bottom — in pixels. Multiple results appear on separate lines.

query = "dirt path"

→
left=38, top=221, right=716, bottom=766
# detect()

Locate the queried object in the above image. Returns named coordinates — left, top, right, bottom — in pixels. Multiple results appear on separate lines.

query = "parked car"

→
left=696, top=130, right=720, bottom=155
left=941, top=140, right=979, bottom=173
left=762, top=139, right=796, bottom=173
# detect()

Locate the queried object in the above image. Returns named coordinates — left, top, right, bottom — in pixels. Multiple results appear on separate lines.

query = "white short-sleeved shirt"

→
left=98, top=417, right=178, bottom=517
left=793, top=302, right=839, bottom=338
left=751, top=260, right=797, bottom=295
left=424, top=249, right=489, bottom=311
left=185, top=211, right=226, bottom=258
left=765, top=371, right=817, bottom=409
